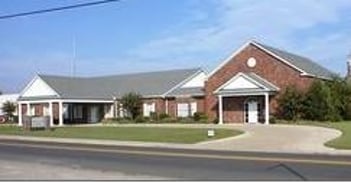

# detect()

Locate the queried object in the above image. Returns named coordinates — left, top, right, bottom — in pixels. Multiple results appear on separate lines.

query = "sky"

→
left=1, top=0, right=351, bottom=93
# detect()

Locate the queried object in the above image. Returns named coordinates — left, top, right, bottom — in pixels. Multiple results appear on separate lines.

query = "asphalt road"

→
left=0, top=139, right=351, bottom=181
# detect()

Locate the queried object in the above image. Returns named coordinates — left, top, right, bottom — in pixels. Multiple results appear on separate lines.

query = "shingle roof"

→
left=37, top=68, right=201, bottom=100
left=166, top=87, right=204, bottom=97
left=254, top=41, right=335, bottom=79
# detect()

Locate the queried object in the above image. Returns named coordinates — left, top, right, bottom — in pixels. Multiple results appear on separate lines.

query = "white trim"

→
left=58, top=101, right=63, bottom=126
left=207, top=40, right=253, bottom=79
left=61, top=99, right=113, bottom=103
left=19, top=75, right=60, bottom=98
left=18, top=103, right=22, bottom=126
left=49, top=102, right=54, bottom=127
left=165, top=99, right=169, bottom=114
left=251, top=41, right=307, bottom=74
left=207, top=40, right=320, bottom=80
left=219, top=92, right=270, bottom=97
left=218, top=95, right=223, bottom=125
left=214, top=72, right=270, bottom=94
left=162, top=69, right=205, bottom=97
left=264, top=93, right=269, bottom=125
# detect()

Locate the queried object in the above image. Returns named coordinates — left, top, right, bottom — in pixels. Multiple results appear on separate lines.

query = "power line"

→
left=0, top=0, right=121, bottom=20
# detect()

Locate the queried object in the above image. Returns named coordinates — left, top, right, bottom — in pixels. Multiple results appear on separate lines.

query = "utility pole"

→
left=71, top=36, right=76, bottom=77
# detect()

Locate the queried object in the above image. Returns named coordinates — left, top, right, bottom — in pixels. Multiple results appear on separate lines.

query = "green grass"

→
left=277, top=120, right=351, bottom=149
left=0, top=126, right=242, bottom=144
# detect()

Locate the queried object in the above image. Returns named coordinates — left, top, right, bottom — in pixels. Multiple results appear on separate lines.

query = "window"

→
left=73, top=105, right=83, bottom=119
left=43, top=105, right=49, bottom=116
left=143, top=102, right=155, bottom=117
left=190, top=102, right=197, bottom=116
left=177, top=102, right=197, bottom=117
left=63, top=104, right=69, bottom=119
left=177, top=103, right=189, bottom=117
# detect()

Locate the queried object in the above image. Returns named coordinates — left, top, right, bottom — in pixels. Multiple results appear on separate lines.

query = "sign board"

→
left=207, top=129, right=215, bottom=137
left=31, top=116, right=49, bottom=128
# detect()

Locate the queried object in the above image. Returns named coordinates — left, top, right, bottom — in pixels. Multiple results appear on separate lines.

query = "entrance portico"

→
left=215, top=72, right=279, bottom=124
left=18, top=99, right=114, bottom=127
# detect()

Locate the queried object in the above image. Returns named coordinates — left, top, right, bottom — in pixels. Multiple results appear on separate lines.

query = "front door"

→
left=247, top=101, right=258, bottom=123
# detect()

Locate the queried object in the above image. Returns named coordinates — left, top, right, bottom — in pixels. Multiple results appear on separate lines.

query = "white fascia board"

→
left=219, top=91, right=271, bottom=97
left=162, top=69, right=204, bottom=97
left=19, top=75, right=61, bottom=98
left=61, top=99, right=114, bottom=103
left=250, top=41, right=307, bottom=74
left=248, top=73, right=280, bottom=91
left=300, top=73, right=331, bottom=80
left=207, top=40, right=310, bottom=80
left=207, top=40, right=252, bottom=79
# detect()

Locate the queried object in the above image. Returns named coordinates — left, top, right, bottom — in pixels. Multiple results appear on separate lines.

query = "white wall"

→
left=223, top=75, right=259, bottom=90
left=181, top=72, right=206, bottom=88
left=0, top=94, right=19, bottom=115
left=21, top=77, right=57, bottom=98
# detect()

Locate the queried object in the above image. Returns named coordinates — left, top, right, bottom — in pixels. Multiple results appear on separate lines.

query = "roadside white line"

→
left=0, top=141, right=350, bottom=166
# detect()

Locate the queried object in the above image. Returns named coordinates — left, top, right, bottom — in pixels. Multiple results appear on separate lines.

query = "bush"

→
left=149, top=112, right=158, bottom=121
left=303, top=80, right=340, bottom=121
left=192, top=112, right=208, bottom=122
left=269, top=115, right=276, bottom=124
left=158, top=113, right=170, bottom=120
left=135, top=115, right=146, bottom=123
left=159, top=117, right=177, bottom=123
left=277, top=86, right=304, bottom=121
left=120, top=92, right=142, bottom=119
left=212, top=118, right=219, bottom=124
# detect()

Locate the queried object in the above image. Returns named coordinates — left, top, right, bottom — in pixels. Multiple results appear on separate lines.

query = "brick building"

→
left=17, top=40, right=334, bottom=126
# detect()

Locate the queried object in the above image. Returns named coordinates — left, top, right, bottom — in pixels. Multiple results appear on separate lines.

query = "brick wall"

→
left=205, top=43, right=315, bottom=122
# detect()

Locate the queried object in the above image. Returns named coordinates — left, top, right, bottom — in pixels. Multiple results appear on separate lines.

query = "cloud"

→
left=125, top=0, right=351, bottom=73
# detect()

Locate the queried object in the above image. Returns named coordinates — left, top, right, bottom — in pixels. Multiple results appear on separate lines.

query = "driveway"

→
left=195, top=124, right=342, bottom=154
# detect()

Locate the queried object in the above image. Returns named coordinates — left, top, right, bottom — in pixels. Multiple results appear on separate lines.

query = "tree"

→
left=277, top=86, right=304, bottom=121
left=120, top=92, right=142, bottom=119
left=1, top=101, right=16, bottom=121
left=302, top=80, right=340, bottom=121
left=326, top=76, right=351, bottom=120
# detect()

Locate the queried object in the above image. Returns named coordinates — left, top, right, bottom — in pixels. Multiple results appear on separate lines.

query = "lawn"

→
left=278, top=120, right=351, bottom=150
left=0, top=126, right=242, bottom=144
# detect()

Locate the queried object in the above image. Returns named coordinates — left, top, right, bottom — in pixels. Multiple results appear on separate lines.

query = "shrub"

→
left=135, top=115, right=146, bottom=123
left=212, top=118, right=219, bottom=124
left=277, top=86, right=304, bottom=121
left=1, top=101, right=16, bottom=121
left=192, top=112, right=208, bottom=122
left=158, top=113, right=170, bottom=120
left=269, top=115, right=276, bottom=124
left=303, top=80, right=340, bottom=121
left=149, top=112, right=158, bottom=121
left=120, top=92, right=142, bottom=120
left=159, top=117, right=177, bottom=123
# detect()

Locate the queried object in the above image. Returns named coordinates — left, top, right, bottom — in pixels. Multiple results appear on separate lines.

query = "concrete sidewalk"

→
left=0, top=124, right=350, bottom=155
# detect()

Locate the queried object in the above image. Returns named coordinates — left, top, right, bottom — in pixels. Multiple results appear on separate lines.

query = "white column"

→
left=265, top=93, right=269, bottom=125
left=26, top=103, right=30, bottom=116
left=165, top=99, right=169, bottom=114
left=58, top=101, right=64, bottom=126
left=218, top=95, right=223, bottom=125
left=49, top=102, right=54, bottom=126
left=18, top=102, right=23, bottom=126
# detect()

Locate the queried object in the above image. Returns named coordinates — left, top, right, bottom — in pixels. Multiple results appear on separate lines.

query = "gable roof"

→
left=215, top=72, right=279, bottom=95
left=166, top=87, right=204, bottom=97
left=253, top=41, right=335, bottom=79
left=22, top=68, right=201, bottom=100
left=208, top=40, right=335, bottom=79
